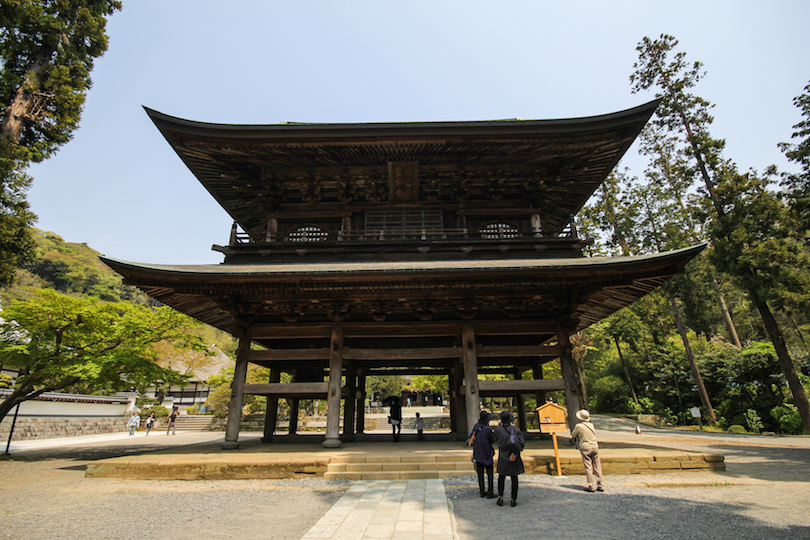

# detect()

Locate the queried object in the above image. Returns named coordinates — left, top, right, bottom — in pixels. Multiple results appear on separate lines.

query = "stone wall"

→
left=0, top=416, right=127, bottom=441
left=0, top=390, right=132, bottom=441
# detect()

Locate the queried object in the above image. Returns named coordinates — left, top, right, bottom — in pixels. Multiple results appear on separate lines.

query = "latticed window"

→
left=480, top=222, right=520, bottom=239
left=364, top=209, right=443, bottom=231
left=288, top=226, right=329, bottom=242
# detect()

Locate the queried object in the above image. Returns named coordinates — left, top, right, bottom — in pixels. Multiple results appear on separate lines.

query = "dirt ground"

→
left=2, top=419, right=809, bottom=540
left=0, top=437, right=349, bottom=540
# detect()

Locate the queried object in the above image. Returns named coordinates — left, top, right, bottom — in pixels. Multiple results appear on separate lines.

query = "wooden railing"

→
left=230, top=224, right=578, bottom=245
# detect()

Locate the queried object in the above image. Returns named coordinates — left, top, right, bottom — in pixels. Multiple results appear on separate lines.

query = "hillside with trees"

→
left=0, top=230, right=238, bottom=425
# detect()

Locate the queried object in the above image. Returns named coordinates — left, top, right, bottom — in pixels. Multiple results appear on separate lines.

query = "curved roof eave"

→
left=143, top=100, right=662, bottom=140
left=100, top=244, right=704, bottom=284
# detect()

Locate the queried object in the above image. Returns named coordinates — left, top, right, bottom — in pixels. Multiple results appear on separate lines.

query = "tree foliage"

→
left=0, top=0, right=122, bottom=160
left=628, top=33, right=810, bottom=433
left=0, top=288, right=202, bottom=424
left=0, top=137, right=36, bottom=287
left=780, top=81, right=810, bottom=224
left=1, top=229, right=150, bottom=304
left=0, top=0, right=121, bottom=287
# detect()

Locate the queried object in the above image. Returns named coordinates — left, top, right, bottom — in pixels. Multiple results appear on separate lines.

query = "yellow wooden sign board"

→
left=540, top=423, right=567, bottom=433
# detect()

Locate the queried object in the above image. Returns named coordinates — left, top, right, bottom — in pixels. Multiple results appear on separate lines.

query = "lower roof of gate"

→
left=101, top=244, right=704, bottom=336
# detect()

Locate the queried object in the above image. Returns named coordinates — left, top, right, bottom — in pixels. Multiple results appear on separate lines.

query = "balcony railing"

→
left=230, top=224, right=578, bottom=245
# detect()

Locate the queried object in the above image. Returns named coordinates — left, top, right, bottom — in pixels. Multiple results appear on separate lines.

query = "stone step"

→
left=323, top=454, right=476, bottom=480
left=323, top=469, right=473, bottom=480
left=169, top=416, right=214, bottom=431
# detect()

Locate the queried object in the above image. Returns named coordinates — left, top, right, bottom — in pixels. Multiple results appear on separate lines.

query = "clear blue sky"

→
left=26, top=1, right=810, bottom=264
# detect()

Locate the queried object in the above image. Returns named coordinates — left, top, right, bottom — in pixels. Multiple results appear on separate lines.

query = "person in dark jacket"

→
left=469, top=410, right=497, bottom=499
left=493, top=411, right=525, bottom=507
left=389, top=397, right=402, bottom=442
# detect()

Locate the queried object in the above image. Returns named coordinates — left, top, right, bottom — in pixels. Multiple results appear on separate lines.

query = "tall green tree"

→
left=0, top=140, right=36, bottom=288
left=0, top=288, right=201, bottom=424
left=0, top=0, right=121, bottom=287
left=780, top=81, right=810, bottom=225
left=632, top=34, right=810, bottom=433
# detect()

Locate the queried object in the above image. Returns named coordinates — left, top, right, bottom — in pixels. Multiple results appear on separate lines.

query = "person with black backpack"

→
left=469, top=410, right=497, bottom=499
left=493, top=411, right=525, bottom=507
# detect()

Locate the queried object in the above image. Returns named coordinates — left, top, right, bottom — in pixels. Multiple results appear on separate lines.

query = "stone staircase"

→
left=323, top=453, right=477, bottom=480
left=172, top=415, right=214, bottom=431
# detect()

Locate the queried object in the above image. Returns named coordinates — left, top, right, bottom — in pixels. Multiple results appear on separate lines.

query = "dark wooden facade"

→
left=104, top=101, right=703, bottom=448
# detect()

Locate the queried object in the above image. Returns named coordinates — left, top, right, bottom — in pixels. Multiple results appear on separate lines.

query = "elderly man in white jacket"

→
left=570, top=409, right=604, bottom=492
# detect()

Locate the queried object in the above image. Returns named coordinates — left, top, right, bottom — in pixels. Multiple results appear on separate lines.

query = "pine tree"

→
left=632, top=34, right=810, bottom=433
left=0, top=0, right=121, bottom=286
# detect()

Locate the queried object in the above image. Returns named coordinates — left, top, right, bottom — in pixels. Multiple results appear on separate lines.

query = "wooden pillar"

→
left=513, top=367, right=528, bottom=432
left=462, top=324, right=480, bottom=439
left=287, top=370, right=299, bottom=435
left=448, top=370, right=458, bottom=435
left=531, top=213, right=542, bottom=237
left=532, top=361, right=547, bottom=406
left=343, top=363, right=357, bottom=440
left=558, top=325, right=582, bottom=429
left=223, top=329, right=250, bottom=450
left=266, top=217, right=278, bottom=242
left=261, top=368, right=281, bottom=443
left=288, top=398, right=299, bottom=434
left=323, top=326, right=344, bottom=448
left=356, top=372, right=366, bottom=434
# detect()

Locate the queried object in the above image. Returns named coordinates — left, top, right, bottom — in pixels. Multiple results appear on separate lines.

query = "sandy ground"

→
left=447, top=417, right=810, bottom=540
left=0, top=433, right=349, bottom=540
left=1, top=418, right=809, bottom=540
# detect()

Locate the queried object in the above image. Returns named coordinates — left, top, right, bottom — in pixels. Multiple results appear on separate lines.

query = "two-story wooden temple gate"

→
left=103, top=100, right=703, bottom=449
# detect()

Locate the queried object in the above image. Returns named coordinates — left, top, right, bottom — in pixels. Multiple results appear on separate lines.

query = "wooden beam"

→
left=343, top=347, right=461, bottom=361
left=250, top=320, right=558, bottom=339
left=477, top=378, right=565, bottom=393
left=477, top=344, right=560, bottom=358
left=244, top=382, right=329, bottom=396
left=250, top=345, right=557, bottom=363
left=366, top=368, right=450, bottom=376
left=250, top=349, right=331, bottom=362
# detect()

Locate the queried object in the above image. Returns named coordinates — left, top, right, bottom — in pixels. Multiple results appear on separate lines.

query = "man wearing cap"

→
left=570, top=409, right=604, bottom=492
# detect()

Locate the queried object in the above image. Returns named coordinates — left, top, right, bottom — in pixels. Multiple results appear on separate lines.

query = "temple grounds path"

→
left=1, top=417, right=809, bottom=539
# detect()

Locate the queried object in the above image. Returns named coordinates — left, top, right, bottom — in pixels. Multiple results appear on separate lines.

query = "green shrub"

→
left=771, top=405, right=802, bottom=435
left=206, top=384, right=231, bottom=418
left=0, top=373, right=12, bottom=389
left=727, top=425, right=747, bottom=434
left=136, top=397, right=160, bottom=409
left=140, top=405, right=169, bottom=418
left=744, top=409, right=763, bottom=433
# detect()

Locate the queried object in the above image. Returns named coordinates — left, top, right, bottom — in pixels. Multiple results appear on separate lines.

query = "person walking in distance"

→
left=127, top=411, right=141, bottom=436
left=389, top=397, right=402, bottom=442
left=415, top=412, right=425, bottom=442
left=166, top=409, right=178, bottom=435
left=493, top=411, right=525, bottom=507
left=570, top=409, right=604, bottom=492
left=469, top=410, right=497, bottom=499
left=144, top=412, right=156, bottom=435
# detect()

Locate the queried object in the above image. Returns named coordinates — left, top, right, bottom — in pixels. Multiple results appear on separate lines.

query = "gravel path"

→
left=0, top=458, right=349, bottom=540
left=0, top=434, right=351, bottom=540
left=1, top=419, right=809, bottom=540
left=446, top=417, right=810, bottom=540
